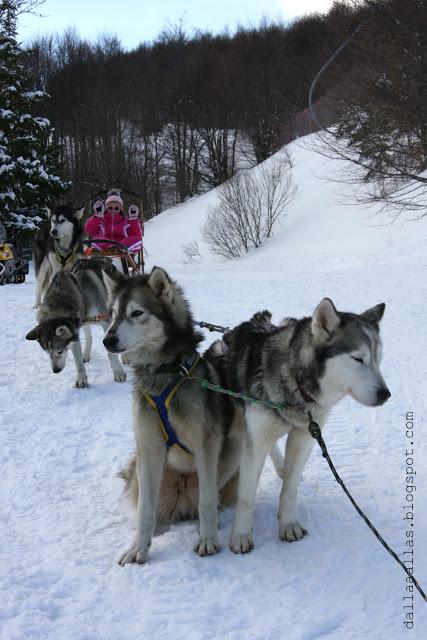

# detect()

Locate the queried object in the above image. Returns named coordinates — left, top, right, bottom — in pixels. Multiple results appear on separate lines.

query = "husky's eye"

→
left=130, top=310, right=144, bottom=318
left=351, top=356, right=364, bottom=364
left=56, top=350, right=64, bottom=356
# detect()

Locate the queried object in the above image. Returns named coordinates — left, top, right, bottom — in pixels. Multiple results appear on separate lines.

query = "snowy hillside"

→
left=1, top=134, right=427, bottom=640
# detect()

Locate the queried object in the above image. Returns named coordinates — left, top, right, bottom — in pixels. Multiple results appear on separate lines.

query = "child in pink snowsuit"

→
left=85, top=191, right=142, bottom=252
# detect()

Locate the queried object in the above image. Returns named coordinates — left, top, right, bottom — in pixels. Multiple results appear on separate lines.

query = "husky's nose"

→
left=51, top=229, right=58, bottom=237
left=53, top=366, right=62, bottom=374
left=376, top=387, right=391, bottom=404
left=103, top=335, right=118, bottom=350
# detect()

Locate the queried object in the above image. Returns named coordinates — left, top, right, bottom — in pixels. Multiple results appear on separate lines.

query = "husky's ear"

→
left=148, top=266, right=173, bottom=299
left=312, top=298, right=340, bottom=339
left=102, top=269, right=126, bottom=296
left=360, top=303, right=385, bottom=324
left=26, top=325, right=41, bottom=341
left=46, top=207, right=52, bottom=219
left=74, top=206, right=85, bottom=220
left=55, top=324, right=74, bottom=339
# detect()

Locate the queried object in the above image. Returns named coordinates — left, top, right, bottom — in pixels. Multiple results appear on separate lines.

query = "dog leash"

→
left=307, top=412, right=426, bottom=602
left=191, top=366, right=427, bottom=601
left=195, top=322, right=426, bottom=599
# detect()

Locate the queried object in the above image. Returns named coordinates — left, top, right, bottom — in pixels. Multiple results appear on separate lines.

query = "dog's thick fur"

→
left=33, top=205, right=85, bottom=308
left=222, top=299, right=391, bottom=553
left=103, top=267, right=247, bottom=565
left=26, top=257, right=126, bottom=388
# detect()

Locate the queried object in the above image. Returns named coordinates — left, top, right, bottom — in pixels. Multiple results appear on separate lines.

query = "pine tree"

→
left=0, top=1, right=69, bottom=236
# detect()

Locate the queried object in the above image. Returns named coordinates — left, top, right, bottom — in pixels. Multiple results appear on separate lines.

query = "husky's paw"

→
left=229, top=533, right=254, bottom=554
left=113, top=369, right=127, bottom=383
left=279, top=521, right=308, bottom=543
left=121, top=353, right=131, bottom=366
left=83, top=354, right=91, bottom=363
left=275, top=466, right=286, bottom=480
left=194, top=536, right=220, bottom=556
left=32, top=303, right=40, bottom=310
left=74, top=376, right=89, bottom=389
left=118, top=546, right=149, bottom=566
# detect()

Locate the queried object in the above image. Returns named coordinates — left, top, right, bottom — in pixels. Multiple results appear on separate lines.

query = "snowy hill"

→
left=145, top=135, right=427, bottom=268
left=1, top=134, right=426, bottom=640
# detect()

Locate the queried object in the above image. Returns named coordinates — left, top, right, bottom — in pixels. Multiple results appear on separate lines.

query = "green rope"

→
left=190, top=377, right=308, bottom=415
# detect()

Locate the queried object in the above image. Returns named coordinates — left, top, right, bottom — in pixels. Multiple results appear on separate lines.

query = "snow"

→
left=1, top=134, right=426, bottom=639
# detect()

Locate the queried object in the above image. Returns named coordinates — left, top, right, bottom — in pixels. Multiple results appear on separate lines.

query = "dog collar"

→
left=54, top=241, right=78, bottom=267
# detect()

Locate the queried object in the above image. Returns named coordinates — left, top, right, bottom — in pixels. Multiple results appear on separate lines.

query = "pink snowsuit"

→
left=85, top=211, right=142, bottom=252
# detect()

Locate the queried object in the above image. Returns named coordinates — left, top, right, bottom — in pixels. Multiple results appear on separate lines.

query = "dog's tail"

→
left=118, top=456, right=204, bottom=524
left=33, top=224, right=49, bottom=276
left=118, top=455, right=139, bottom=509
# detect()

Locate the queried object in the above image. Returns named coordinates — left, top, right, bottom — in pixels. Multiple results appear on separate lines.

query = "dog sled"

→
left=84, top=238, right=143, bottom=276
left=83, top=187, right=145, bottom=276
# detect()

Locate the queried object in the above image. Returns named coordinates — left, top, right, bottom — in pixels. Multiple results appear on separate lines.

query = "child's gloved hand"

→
left=93, top=200, right=104, bottom=217
left=128, top=204, right=139, bottom=220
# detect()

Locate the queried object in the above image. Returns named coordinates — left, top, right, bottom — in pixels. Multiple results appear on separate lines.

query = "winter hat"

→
left=105, top=189, right=123, bottom=210
left=128, top=204, right=139, bottom=219
left=93, top=199, right=104, bottom=217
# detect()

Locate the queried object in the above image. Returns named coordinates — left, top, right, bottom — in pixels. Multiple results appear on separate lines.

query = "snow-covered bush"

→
left=202, top=155, right=296, bottom=259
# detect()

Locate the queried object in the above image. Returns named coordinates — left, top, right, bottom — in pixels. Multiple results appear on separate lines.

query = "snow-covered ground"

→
left=1, top=135, right=426, bottom=639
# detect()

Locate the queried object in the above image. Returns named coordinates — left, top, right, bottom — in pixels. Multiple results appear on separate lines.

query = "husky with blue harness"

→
left=103, top=266, right=248, bottom=565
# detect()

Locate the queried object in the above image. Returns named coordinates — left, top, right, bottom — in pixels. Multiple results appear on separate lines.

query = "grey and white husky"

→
left=26, top=257, right=126, bottom=388
left=33, top=205, right=85, bottom=308
left=223, top=298, right=391, bottom=553
left=102, top=266, right=250, bottom=565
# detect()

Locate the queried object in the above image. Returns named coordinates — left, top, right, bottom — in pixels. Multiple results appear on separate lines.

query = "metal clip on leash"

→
left=196, top=321, right=229, bottom=334
left=307, top=412, right=426, bottom=602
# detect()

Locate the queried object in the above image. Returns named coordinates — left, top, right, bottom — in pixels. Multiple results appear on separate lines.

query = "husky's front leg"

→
left=278, top=426, right=314, bottom=542
left=119, top=426, right=166, bottom=565
left=82, top=324, right=92, bottom=362
left=193, top=437, right=222, bottom=556
left=70, top=339, right=88, bottom=388
left=230, top=406, right=279, bottom=554
left=33, top=259, right=50, bottom=308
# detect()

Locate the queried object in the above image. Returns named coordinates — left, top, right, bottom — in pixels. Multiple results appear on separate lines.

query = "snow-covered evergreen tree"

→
left=0, top=1, right=68, bottom=235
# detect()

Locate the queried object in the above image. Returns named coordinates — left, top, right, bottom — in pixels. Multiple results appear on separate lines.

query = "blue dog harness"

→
left=143, top=351, right=200, bottom=455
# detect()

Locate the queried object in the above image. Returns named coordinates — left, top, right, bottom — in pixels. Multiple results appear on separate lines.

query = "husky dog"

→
left=26, top=257, right=126, bottom=388
left=102, top=267, right=249, bottom=565
left=33, top=205, right=85, bottom=308
left=224, top=299, right=391, bottom=554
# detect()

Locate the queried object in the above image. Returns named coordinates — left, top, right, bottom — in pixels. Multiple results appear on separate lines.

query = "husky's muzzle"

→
left=103, top=332, right=123, bottom=353
left=376, top=387, right=391, bottom=405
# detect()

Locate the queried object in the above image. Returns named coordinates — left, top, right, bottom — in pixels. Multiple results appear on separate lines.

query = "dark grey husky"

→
left=26, top=258, right=126, bottom=388
left=102, top=267, right=248, bottom=565
left=33, top=205, right=85, bottom=308
left=222, top=299, right=391, bottom=554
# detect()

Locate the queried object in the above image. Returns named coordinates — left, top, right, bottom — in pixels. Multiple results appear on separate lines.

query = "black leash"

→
left=196, top=320, right=229, bottom=334
left=307, top=412, right=427, bottom=602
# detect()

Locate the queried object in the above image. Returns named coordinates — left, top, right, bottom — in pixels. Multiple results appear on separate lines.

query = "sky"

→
left=18, top=0, right=335, bottom=49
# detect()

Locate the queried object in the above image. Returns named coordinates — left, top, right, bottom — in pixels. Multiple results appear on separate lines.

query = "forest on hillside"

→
left=16, top=0, right=427, bottom=218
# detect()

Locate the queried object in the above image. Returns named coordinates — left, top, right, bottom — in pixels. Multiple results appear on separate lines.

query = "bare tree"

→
left=203, top=153, right=297, bottom=258
left=312, top=0, right=427, bottom=218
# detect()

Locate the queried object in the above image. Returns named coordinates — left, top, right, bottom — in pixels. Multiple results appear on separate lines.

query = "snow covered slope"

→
left=1, top=135, right=426, bottom=640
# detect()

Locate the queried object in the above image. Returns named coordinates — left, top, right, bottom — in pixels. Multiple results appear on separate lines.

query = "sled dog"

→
left=26, top=257, right=126, bottom=388
left=223, top=299, right=391, bottom=553
left=33, top=205, right=85, bottom=308
left=102, top=266, right=249, bottom=565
